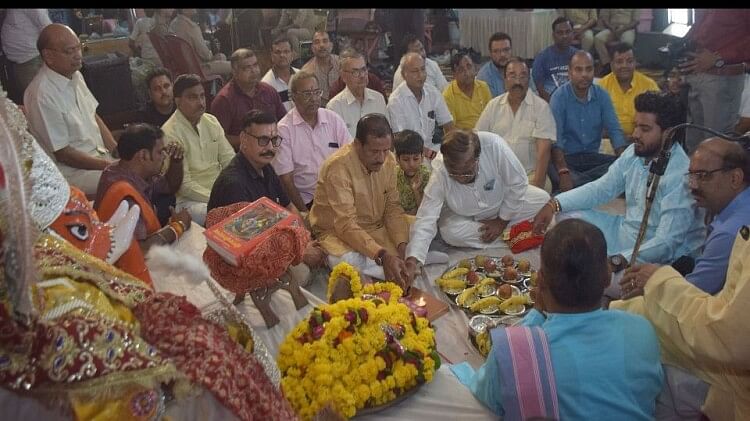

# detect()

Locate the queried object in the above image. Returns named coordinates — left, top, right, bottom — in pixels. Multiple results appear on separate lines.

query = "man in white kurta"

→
left=474, top=58, right=556, bottom=191
left=405, top=130, right=550, bottom=266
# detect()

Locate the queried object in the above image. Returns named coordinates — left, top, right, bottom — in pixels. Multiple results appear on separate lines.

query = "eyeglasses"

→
left=344, top=67, right=368, bottom=77
left=446, top=159, right=479, bottom=179
left=685, top=167, right=735, bottom=183
left=244, top=132, right=282, bottom=147
left=294, top=89, right=322, bottom=100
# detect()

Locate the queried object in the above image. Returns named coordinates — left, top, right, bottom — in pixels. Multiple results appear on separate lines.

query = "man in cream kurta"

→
left=309, top=115, right=409, bottom=281
left=406, top=130, right=550, bottom=265
left=612, top=227, right=750, bottom=421
left=475, top=58, right=556, bottom=191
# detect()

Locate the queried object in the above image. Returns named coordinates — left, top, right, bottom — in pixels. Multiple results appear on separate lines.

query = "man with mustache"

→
left=24, top=23, right=118, bottom=196
left=476, top=57, right=556, bottom=191
left=476, top=32, right=513, bottom=97
left=533, top=91, right=705, bottom=275
left=309, top=114, right=410, bottom=286
left=137, top=67, right=176, bottom=128
left=161, top=74, right=235, bottom=226
left=620, top=137, right=750, bottom=297
left=301, top=30, right=340, bottom=106
left=547, top=50, right=627, bottom=191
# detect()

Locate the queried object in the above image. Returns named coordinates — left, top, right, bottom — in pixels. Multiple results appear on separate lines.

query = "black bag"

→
left=81, top=52, right=136, bottom=115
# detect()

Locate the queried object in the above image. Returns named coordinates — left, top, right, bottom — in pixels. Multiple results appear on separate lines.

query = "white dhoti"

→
left=438, top=185, right=550, bottom=249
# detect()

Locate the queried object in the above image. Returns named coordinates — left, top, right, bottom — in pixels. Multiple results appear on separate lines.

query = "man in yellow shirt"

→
left=612, top=226, right=750, bottom=421
left=443, top=52, right=492, bottom=130
left=597, top=43, right=659, bottom=140
left=162, top=74, right=235, bottom=226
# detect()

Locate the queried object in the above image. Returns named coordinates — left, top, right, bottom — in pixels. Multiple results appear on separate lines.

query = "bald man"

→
left=24, top=23, right=117, bottom=196
left=620, top=138, right=750, bottom=297
left=387, top=52, right=454, bottom=159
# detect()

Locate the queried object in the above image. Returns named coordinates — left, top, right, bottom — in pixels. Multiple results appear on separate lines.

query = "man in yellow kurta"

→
left=611, top=226, right=750, bottom=421
left=310, top=114, right=410, bottom=286
left=443, top=52, right=492, bottom=130
left=597, top=43, right=659, bottom=139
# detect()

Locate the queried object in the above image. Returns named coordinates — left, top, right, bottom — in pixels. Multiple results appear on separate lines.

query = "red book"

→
left=204, top=197, right=303, bottom=266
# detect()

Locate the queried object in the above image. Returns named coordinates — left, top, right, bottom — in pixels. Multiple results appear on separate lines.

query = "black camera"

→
left=658, top=38, right=696, bottom=70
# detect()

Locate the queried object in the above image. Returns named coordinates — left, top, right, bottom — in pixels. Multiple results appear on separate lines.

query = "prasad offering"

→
left=279, top=263, right=440, bottom=419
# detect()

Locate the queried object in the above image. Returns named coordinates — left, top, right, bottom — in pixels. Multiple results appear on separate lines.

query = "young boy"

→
left=394, top=130, right=432, bottom=215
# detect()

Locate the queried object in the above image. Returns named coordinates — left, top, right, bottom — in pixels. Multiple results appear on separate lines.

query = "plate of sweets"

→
left=469, top=314, right=523, bottom=357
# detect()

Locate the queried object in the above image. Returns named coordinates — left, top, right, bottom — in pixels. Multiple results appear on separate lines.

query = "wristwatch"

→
left=609, top=255, right=627, bottom=272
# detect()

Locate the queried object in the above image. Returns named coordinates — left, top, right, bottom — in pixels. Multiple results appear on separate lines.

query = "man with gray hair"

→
left=326, top=48, right=387, bottom=137
left=273, top=70, right=351, bottom=211
left=210, top=48, right=286, bottom=150
left=387, top=52, right=454, bottom=159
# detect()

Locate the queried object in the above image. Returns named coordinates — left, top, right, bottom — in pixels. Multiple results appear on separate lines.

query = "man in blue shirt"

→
left=476, top=32, right=512, bottom=98
left=678, top=137, right=750, bottom=294
left=549, top=50, right=627, bottom=191
left=534, top=91, right=705, bottom=269
left=452, top=219, right=663, bottom=420
left=532, top=17, right=578, bottom=102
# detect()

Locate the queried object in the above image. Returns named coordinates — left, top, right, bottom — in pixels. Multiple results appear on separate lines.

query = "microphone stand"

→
left=629, top=123, right=750, bottom=265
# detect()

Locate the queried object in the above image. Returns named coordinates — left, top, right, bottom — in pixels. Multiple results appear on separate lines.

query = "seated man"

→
left=309, top=114, right=409, bottom=285
left=622, top=138, right=750, bottom=296
left=560, top=9, right=598, bottom=53
left=273, top=70, right=351, bottom=212
left=548, top=51, right=627, bottom=191
left=443, top=51, right=492, bottom=130
left=454, top=218, right=663, bottom=419
left=169, top=9, right=231, bottom=79
left=271, top=9, right=317, bottom=58
left=594, top=9, right=640, bottom=71
left=393, top=33, right=449, bottom=93
left=24, top=23, right=118, bottom=196
left=405, top=129, right=549, bottom=275
left=95, top=123, right=191, bottom=255
left=476, top=32, right=513, bottom=98
left=138, top=67, right=176, bottom=127
left=534, top=91, right=705, bottom=270
left=475, top=57, right=556, bottom=191
left=301, top=30, right=340, bottom=106
left=615, top=226, right=750, bottom=420
left=326, top=48, right=387, bottom=138
left=328, top=66, right=387, bottom=102
left=597, top=43, right=659, bottom=140
left=210, top=48, right=287, bottom=150
left=532, top=17, right=578, bottom=102
left=387, top=52, right=454, bottom=159
left=261, top=36, right=299, bottom=112
left=393, top=130, right=431, bottom=216
left=162, top=74, right=235, bottom=226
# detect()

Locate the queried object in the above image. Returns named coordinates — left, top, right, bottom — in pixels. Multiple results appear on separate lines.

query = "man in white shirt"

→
left=393, top=35, right=448, bottom=92
left=24, top=23, right=118, bottom=196
left=387, top=52, right=454, bottom=159
left=404, top=129, right=550, bottom=278
left=475, top=57, right=556, bottom=191
left=326, top=48, right=387, bottom=137
left=260, top=36, right=299, bottom=112
left=1, top=9, right=51, bottom=104
left=393, top=34, right=449, bottom=93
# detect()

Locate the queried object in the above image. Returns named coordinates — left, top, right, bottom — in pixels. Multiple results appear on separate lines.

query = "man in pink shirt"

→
left=272, top=70, right=351, bottom=211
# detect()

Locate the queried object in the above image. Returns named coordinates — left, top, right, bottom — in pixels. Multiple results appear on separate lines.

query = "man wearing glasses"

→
left=326, top=48, right=387, bottom=137
left=533, top=91, right=705, bottom=279
left=620, top=137, right=750, bottom=297
left=273, top=70, right=351, bottom=212
left=405, top=129, right=550, bottom=280
left=24, top=23, right=118, bottom=196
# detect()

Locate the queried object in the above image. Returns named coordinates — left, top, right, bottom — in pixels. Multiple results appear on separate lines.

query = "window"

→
left=667, top=9, right=695, bottom=25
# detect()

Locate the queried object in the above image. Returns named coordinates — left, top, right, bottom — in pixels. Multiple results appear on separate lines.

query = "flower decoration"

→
left=279, top=263, right=440, bottom=419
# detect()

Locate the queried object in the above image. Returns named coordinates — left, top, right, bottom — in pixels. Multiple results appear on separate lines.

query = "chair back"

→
left=162, top=34, right=224, bottom=101
left=148, top=31, right=175, bottom=70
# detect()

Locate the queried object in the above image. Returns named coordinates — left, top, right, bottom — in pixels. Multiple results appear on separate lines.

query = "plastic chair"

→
left=163, top=34, right=224, bottom=100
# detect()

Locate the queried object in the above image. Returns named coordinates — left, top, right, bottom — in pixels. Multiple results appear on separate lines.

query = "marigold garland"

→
left=280, top=262, right=439, bottom=420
